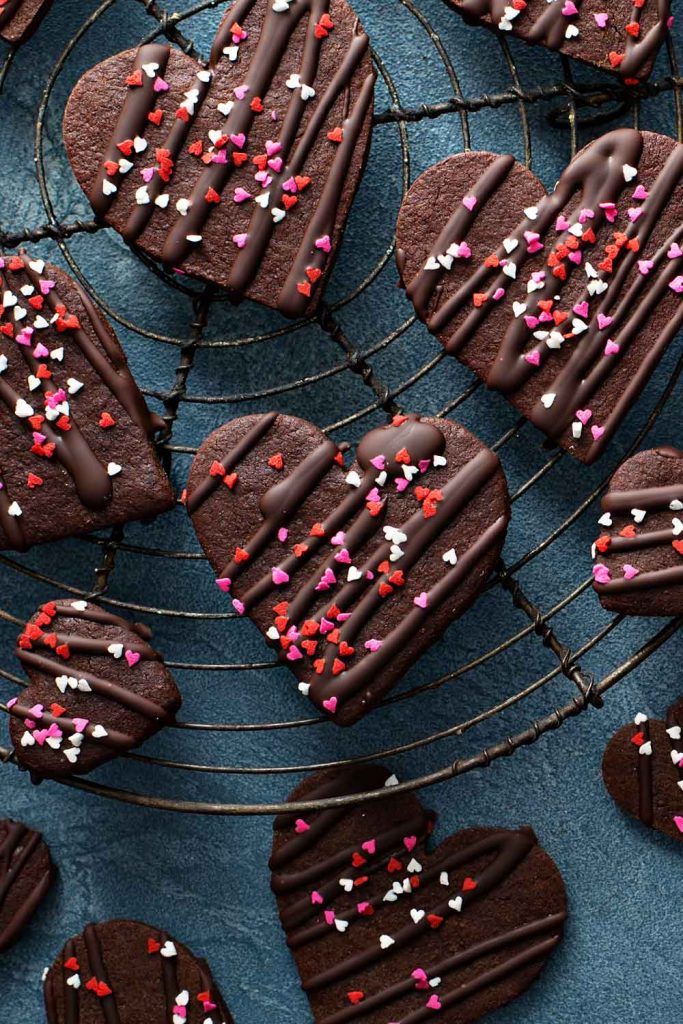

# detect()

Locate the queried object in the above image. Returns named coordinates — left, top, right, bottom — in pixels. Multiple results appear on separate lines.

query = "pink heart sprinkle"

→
left=233, top=187, right=252, bottom=203
left=141, top=167, right=155, bottom=183
left=562, top=0, right=577, bottom=13
left=230, top=133, right=246, bottom=149
left=125, top=650, right=141, bottom=667
left=597, top=314, right=612, bottom=330
left=524, top=350, right=541, bottom=366
left=15, top=331, right=31, bottom=346
left=315, top=235, right=332, bottom=252
left=404, top=835, right=417, bottom=852
left=232, top=598, right=245, bottom=615
left=331, top=531, right=346, bottom=545
left=212, top=150, right=228, bottom=164
left=668, top=242, right=682, bottom=259
left=215, top=577, right=231, bottom=592
left=334, top=548, right=351, bottom=564
left=272, top=567, right=290, bottom=585
left=669, top=276, right=683, bottom=294
left=364, top=638, right=382, bottom=652
left=33, top=342, right=48, bottom=357
left=265, top=140, right=282, bottom=156
left=568, top=251, right=582, bottom=264
left=632, top=184, right=648, bottom=200
left=637, top=259, right=654, bottom=275
left=593, top=11, right=608, bottom=27
left=426, top=996, right=442, bottom=1011
left=278, top=527, right=288, bottom=542
left=413, top=592, right=429, bottom=609
left=33, top=729, right=48, bottom=747
left=604, top=340, right=620, bottom=356
left=294, top=818, right=310, bottom=834
left=523, top=315, right=539, bottom=329
left=234, top=84, right=249, bottom=100
left=40, top=279, right=55, bottom=295
left=418, top=459, right=430, bottom=473
left=576, top=408, right=592, bottom=425
left=370, top=455, right=386, bottom=470
left=395, top=478, right=409, bottom=492
left=172, top=1007, right=186, bottom=1020
left=311, top=891, right=324, bottom=904
left=357, top=901, right=371, bottom=914
left=254, top=170, right=271, bottom=185
left=673, top=816, right=683, bottom=833
left=623, top=564, right=639, bottom=580
left=492, top=287, right=506, bottom=300
left=268, top=157, right=283, bottom=173
left=322, top=696, right=338, bottom=713
left=232, top=233, right=248, bottom=248
left=362, top=839, right=376, bottom=854
left=573, top=301, right=589, bottom=318
left=320, top=617, right=334, bottom=634
left=203, top=1003, right=217, bottom=1013
left=591, top=425, right=605, bottom=440
left=578, top=208, right=594, bottom=223
left=412, top=969, right=429, bottom=990
left=153, top=78, right=169, bottom=92
left=555, top=215, right=570, bottom=231
left=6, top=697, right=17, bottom=709
left=282, top=176, right=298, bottom=193
left=324, top=909, right=336, bottom=925
left=72, top=717, right=89, bottom=733
left=627, top=207, right=643, bottom=223
left=28, top=704, right=44, bottom=718
left=462, top=195, right=477, bottom=211
left=286, top=646, right=303, bottom=661
left=593, top=564, right=611, bottom=584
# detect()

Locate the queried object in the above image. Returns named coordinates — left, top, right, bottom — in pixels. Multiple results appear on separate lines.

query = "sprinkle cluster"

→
left=630, top=711, right=683, bottom=834
left=592, top=497, right=683, bottom=585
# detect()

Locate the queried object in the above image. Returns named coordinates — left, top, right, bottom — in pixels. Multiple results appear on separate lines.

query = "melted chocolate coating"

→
left=444, top=0, right=670, bottom=81
left=270, top=765, right=567, bottom=1023
left=64, top=0, right=375, bottom=318
left=8, top=599, right=182, bottom=778
left=592, top=446, right=683, bottom=613
left=0, top=818, right=53, bottom=951
left=186, top=412, right=510, bottom=725
left=0, top=0, right=53, bottom=44
left=396, top=130, right=683, bottom=465
left=43, top=919, right=234, bottom=1024
left=602, top=698, right=683, bottom=844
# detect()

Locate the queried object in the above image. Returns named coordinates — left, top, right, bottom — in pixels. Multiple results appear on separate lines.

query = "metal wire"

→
left=0, top=0, right=681, bottom=813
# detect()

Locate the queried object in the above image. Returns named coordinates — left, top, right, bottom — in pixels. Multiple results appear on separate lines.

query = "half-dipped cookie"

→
left=602, top=700, right=683, bottom=843
left=396, top=130, right=683, bottom=464
left=186, top=412, right=510, bottom=725
left=0, top=254, right=173, bottom=551
left=0, top=818, right=54, bottom=951
left=63, top=0, right=375, bottom=318
left=43, top=919, right=234, bottom=1023
left=270, top=765, right=567, bottom=1023
left=592, top=446, right=683, bottom=614
left=8, top=599, right=181, bottom=777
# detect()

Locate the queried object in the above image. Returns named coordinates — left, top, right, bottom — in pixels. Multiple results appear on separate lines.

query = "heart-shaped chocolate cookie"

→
left=0, top=253, right=173, bottom=551
left=396, top=129, right=683, bottom=464
left=63, top=0, right=375, bottom=318
left=186, top=412, right=509, bottom=725
left=602, top=700, right=683, bottom=843
left=44, top=919, right=234, bottom=1024
left=0, top=0, right=53, bottom=44
left=442, top=0, right=671, bottom=81
left=7, top=598, right=182, bottom=778
left=592, top=446, right=683, bottom=614
left=0, top=818, right=54, bottom=952
left=270, top=765, right=567, bottom=1024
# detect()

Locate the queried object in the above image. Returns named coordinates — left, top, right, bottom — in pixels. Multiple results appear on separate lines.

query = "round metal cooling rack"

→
left=0, top=0, right=681, bottom=814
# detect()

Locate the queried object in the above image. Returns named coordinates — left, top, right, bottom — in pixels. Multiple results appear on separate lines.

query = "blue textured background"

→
left=0, top=0, right=682, bottom=1019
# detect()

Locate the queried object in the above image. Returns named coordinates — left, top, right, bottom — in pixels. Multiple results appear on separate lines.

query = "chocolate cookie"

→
left=396, top=129, right=683, bottom=465
left=0, top=254, right=173, bottom=551
left=592, top=446, right=683, bottom=614
left=0, top=0, right=53, bottom=45
left=0, top=818, right=53, bottom=952
left=43, top=919, right=234, bottom=1023
left=7, top=599, right=182, bottom=778
left=186, top=412, right=510, bottom=725
left=270, top=765, right=567, bottom=1024
left=63, top=0, right=375, bottom=318
left=602, top=701, right=683, bottom=843
left=442, top=0, right=671, bottom=81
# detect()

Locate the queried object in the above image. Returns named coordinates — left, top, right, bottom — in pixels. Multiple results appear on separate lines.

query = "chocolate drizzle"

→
left=0, top=0, right=22, bottom=31
left=398, top=130, right=683, bottom=463
left=0, top=819, right=52, bottom=952
left=188, top=412, right=509, bottom=721
left=271, top=766, right=567, bottom=1023
left=450, top=0, right=670, bottom=79
left=75, top=0, right=375, bottom=316
left=44, top=919, right=234, bottom=1024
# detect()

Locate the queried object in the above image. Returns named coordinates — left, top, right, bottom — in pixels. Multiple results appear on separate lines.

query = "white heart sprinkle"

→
left=631, top=508, right=646, bottom=523
left=541, top=393, right=556, bottom=409
left=107, top=463, right=122, bottom=477
left=379, top=935, right=395, bottom=949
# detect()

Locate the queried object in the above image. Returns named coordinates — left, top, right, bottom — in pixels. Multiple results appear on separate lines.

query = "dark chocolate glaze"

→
left=0, top=819, right=52, bottom=952
left=400, top=130, right=683, bottom=463
left=271, top=766, right=567, bottom=1022
left=188, top=413, right=507, bottom=716
left=86, top=0, right=375, bottom=317
left=0, top=0, right=22, bottom=30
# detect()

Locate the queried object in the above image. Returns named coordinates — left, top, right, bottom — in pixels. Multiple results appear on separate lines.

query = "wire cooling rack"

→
left=0, top=0, right=681, bottom=814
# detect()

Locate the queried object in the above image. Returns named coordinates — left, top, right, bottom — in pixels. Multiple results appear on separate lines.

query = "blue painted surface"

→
left=0, top=0, right=681, bottom=1019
